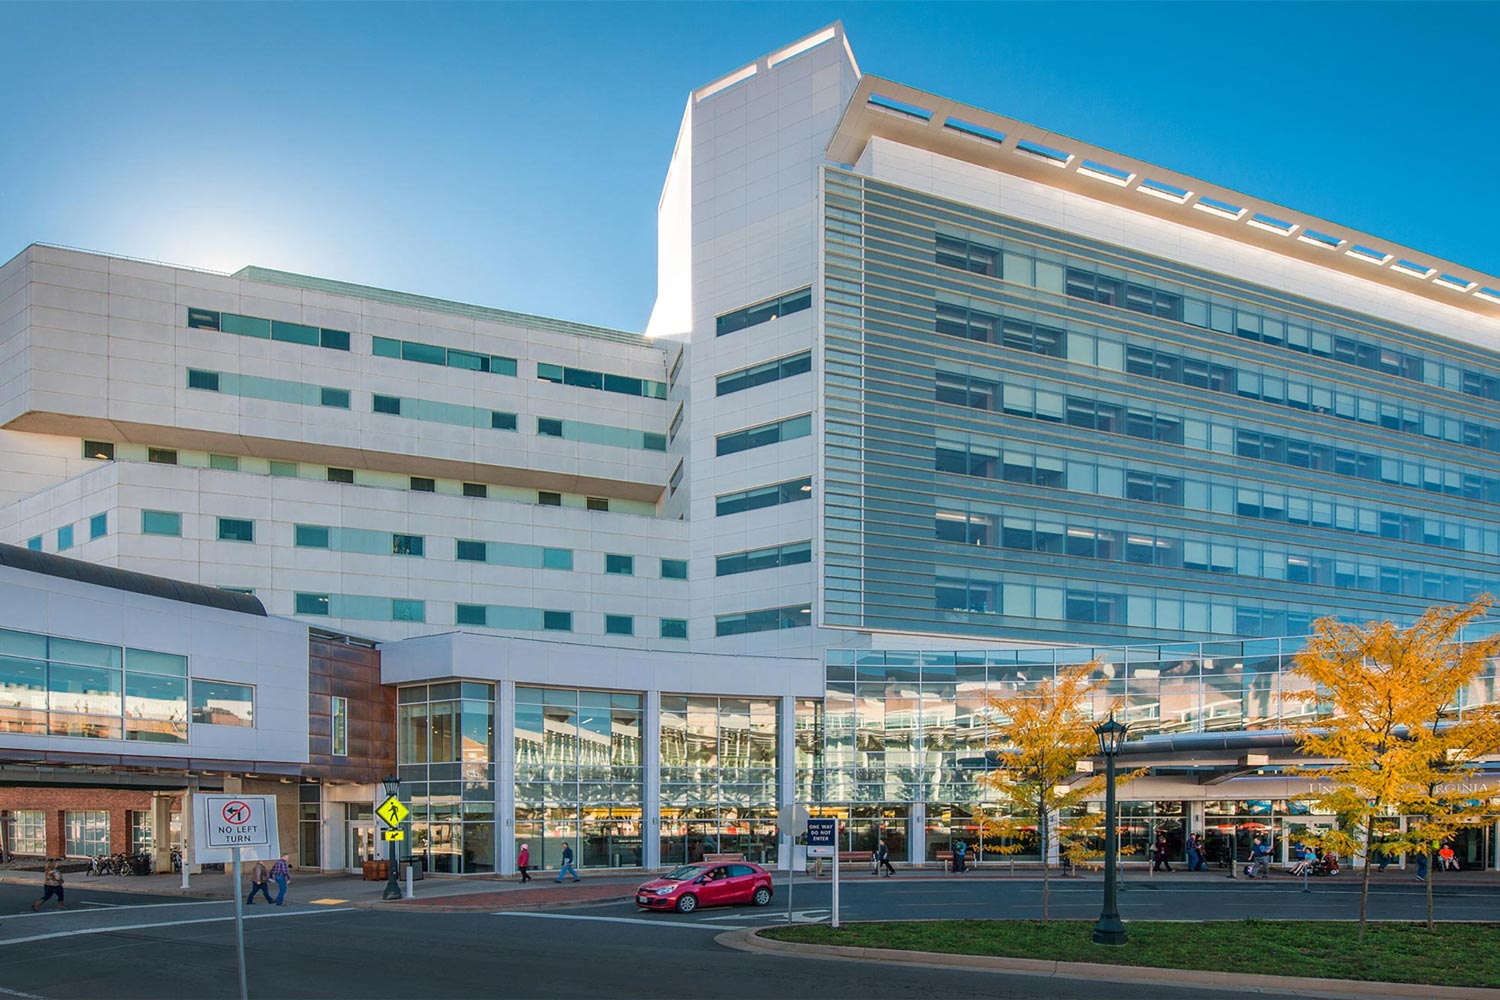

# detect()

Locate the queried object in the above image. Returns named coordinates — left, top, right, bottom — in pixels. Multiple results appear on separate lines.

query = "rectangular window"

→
left=716, top=413, right=812, bottom=456
left=542, top=548, right=572, bottom=570
left=320, top=328, right=351, bottom=351
left=294, top=525, right=330, bottom=548
left=327, top=467, right=355, bottom=484
left=715, top=477, right=812, bottom=516
left=716, top=287, right=813, bottom=336
left=53, top=524, right=74, bottom=551
left=538, top=418, right=564, bottom=438
left=462, top=482, right=488, bottom=498
left=456, top=603, right=487, bottom=626
left=64, top=811, right=110, bottom=857
left=83, top=440, right=114, bottom=461
left=391, top=599, right=425, bottom=622
left=538, top=491, right=562, bottom=507
left=605, top=554, right=634, bottom=575
left=295, top=593, right=330, bottom=616
left=319, top=387, right=350, bottom=409
left=12, top=810, right=44, bottom=855
left=716, top=350, right=813, bottom=396
left=372, top=336, right=401, bottom=358
left=669, top=460, right=684, bottom=494
left=456, top=540, right=487, bottom=562
left=402, top=341, right=446, bottom=366
left=269, top=461, right=297, bottom=477
left=543, top=610, right=572, bottom=632
left=331, top=696, right=348, bottom=756
left=661, top=618, right=688, bottom=639
left=26, top=536, right=40, bottom=552
left=392, top=534, right=425, bottom=557
left=89, top=513, right=107, bottom=540
left=716, top=540, right=812, bottom=576
left=128, top=811, right=154, bottom=853
left=409, top=477, right=435, bottom=493
left=373, top=394, right=402, bottom=415
left=209, top=454, right=239, bottom=471
left=221, top=313, right=270, bottom=338
left=187, top=308, right=220, bottom=331
left=148, top=448, right=178, bottom=465
left=141, top=510, right=181, bottom=536
left=605, top=614, right=634, bottom=636
left=715, top=604, right=813, bottom=636
left=192, top=680, right=254, bottom=726
left=271, top=320, right=320, bottom=347
left=661, top=558, right=688, bottom=580
left=217, top=518, right=254, bottom=543
left=538, top=363, right=665, bottom=399
left=187, top=369, right=220, bottom=391
left=491, top=411, right=517, bottom=431
left=586, top=497, right=609, bottom=512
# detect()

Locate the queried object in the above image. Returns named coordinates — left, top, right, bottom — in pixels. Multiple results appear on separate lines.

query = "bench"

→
left=701, top=853, right=745, bottom=863
left=935, top=851, right=979, bottom=873
left=839, top=851, right=873, bottom=865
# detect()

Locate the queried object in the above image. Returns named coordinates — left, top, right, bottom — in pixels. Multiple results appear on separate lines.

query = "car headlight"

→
left=654, top=887, right=673, bottom=895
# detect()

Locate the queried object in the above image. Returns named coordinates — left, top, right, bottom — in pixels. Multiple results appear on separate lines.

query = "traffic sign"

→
left=807, top=817, right=837, bottom=858
left=203, top=795, right=274, bottom=849
left=383, top=830, right=405, bottom=841
left=376, top=795, right=410, bottom=828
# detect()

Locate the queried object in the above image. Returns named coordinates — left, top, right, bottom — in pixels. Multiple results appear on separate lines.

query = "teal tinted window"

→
left=294, top=525, right=330, bottom=548
left=537, top=363, right=564, bottom=382
left=661, top=559, right=688, bottom=580
left=89, top=514, right=107, bottom=540
left=320, top=387, right=350, bottom=409
left=604, top=615, right=634, bottom=636
left=125, top=648, right=187, bottom=676
left=187, top=369, right=220, bottom=391
left=402, top=341, right=446, bottom=366
left=391, top=599, right=426, bottom=622
left=319, top=328, right=350, bottom=351
left=57, top=525, right=73, bottom=551
left=543, top=611, right=572, bottom=632
left=222, top=313, right=270, bottom=338
left=716, top=413, right=812, bottom=456
left=187, top=308, right=220, bottom=330
left=491, top=356, right=517, bottom=377
left=542, top=548, right=572, bottom=570
left=717, top=351, right=812, bottom=396
left=716, top=287, right=813, bottom=336
left=392, top=534, right=425, bottom=557
left=217, top=518, right=254, bottom=542
left=456, top=604, right=487, bottom=626
left=716, top=478, right=812, bottom=516
left=209, top=454, right=239, bottom=471
left=605, top=554, right=634, bottom=575
left=141, top=511, right=180, bottom=536
left=661, top=618, right=688, bottom=639
left=295, top=593, right=330, bottom=616
left=269, top=461, right=297, bottom=477
left=272, top=321, right=320, bottom=346
left=373, top=395, right=402, bottom=415
left=715, top=604, right=812, bottom=636
left=717, top=540, right=812, bottom=576
left=456, top=540, right=486, bottom=562
left=491, top=411, right=517, bottom=431
left=372, top=337, right=401, bottom=358
left=447, top=349, right=488, bottom=372
left=26, top=537, right=40, bottom=552
left=538, top=418, right=563, bottom=437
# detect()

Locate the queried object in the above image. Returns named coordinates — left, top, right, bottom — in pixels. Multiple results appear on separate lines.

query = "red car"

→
left=635, top=862, right=774, bottom=913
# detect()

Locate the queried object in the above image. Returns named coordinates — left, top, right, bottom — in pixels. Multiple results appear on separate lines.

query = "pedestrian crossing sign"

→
left=376, top=795, right=410, bottom=828
left=383, top=830, right=404, bottom=841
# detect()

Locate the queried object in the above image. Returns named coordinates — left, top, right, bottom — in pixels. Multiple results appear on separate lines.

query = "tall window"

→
left=11, top=810, right=44, bottom=855
left=129, top=810, right=153, bottom=853
left=64, top=811, right=109, bottom=857
left=332, top=696, right=348, bottom=756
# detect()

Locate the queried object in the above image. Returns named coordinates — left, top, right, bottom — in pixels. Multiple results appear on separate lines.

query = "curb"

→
left=718, top=927, right=1500, bottom=1000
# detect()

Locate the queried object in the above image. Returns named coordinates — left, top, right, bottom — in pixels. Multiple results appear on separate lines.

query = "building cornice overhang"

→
left=827, top=75, right=1500, bottom=322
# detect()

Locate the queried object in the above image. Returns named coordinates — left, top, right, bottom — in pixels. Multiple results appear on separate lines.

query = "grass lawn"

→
left=762, top=920, right=1500, bottom=989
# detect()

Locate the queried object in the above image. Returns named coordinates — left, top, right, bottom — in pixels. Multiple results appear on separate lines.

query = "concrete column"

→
left=910, top=803, right=926, bottom=865
left=181, top=777, right=200, bottom=884
left=498, top=680, right=516, bottom=875
left=777, top=695, right=796, bottom=870
left=151, top=792, right=173, bottom=874
left=643, top=689, right=662, bottom=870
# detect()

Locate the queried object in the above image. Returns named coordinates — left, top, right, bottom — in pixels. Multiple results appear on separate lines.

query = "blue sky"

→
left=4, top=3, right=1496, bottom=331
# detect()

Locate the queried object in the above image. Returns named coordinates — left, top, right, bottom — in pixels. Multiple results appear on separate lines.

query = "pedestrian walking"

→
left=32, top=859, right=64, bottom=911
left=245, top=859, right=274, bottom=905
left=1249, top=836, right=1271, bottom=878
left=1415, top=848, right=1429, bottom=881
left=517, top=843, right=532, bottom=882
left=270, top=853, right=291, bottom=905
left=1185, top=834, right=1204, bottom=872
left=555, top=843, right=581, bottom=883
left=952, top=839, right=967, bottom=874
left=876, top=840, right=896, bottom=877
left=1152, top=834, right=1173, bottom=872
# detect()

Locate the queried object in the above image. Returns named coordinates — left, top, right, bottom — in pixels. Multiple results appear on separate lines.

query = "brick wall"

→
left=0, top=788, right=182, bottom=857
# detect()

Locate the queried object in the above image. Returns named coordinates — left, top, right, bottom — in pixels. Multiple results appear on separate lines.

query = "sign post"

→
left=806, top=817, right=839, bottom=929
left=376, top=791, right=410, bottom=901
left=194, top=794, right=277, bottom=1000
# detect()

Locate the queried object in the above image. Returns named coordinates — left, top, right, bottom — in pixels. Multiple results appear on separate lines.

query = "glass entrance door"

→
left=348, top=822, right=376, bottom=871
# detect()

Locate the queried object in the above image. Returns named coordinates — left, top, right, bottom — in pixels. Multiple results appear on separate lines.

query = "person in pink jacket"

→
left=517, top=844, right=532, bottom=883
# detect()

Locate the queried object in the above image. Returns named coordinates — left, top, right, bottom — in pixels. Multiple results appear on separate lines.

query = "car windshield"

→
left=662, top=865, right=705, bottom=882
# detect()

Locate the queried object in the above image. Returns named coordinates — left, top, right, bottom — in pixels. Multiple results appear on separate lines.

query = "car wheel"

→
left=676, top=894, right=698, bottom=914
left=752, top=886, right=772, bottom=907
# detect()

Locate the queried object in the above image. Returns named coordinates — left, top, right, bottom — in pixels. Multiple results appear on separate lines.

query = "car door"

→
left=724, top=864, right=758, bottom=903
left=695, top=866, right=733, bottom=907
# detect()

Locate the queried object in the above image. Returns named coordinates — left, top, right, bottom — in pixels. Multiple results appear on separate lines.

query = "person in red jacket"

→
left=517, top=844, right=532, bottom=883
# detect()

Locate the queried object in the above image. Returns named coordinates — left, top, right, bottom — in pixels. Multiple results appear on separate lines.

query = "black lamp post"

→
left=1092, top=713, right=1128, bottom=946
left=382, top=775, right=402, bottom=901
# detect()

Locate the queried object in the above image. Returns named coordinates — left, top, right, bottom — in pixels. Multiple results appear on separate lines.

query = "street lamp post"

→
left=382, top=775, right=402, bottom=901
left=1092, top=713, right=1129, bottom=946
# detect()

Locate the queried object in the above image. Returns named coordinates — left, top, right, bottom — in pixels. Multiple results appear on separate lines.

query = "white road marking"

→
left=0, top=900, right=229, bottom=921
left=77, top=902, right=121, bottom=908
left=0, top=985, right=49, bottom=999
left=0, top=907, right=353, bottom=947
left=493, top=912, right=744, bottom=931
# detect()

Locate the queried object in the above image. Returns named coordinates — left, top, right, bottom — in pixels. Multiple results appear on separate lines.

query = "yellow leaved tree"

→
left=976, top=660, right=1139, bottom=922
left=1292, top=596, right=1500, bottom=938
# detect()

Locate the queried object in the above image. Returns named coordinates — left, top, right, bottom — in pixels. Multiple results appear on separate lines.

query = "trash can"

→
left=402, top=856, right=425, bottom=880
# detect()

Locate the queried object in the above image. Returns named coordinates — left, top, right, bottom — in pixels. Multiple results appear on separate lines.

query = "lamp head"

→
left=1093, top=713, right=1129, bottom=757
left=382, top=774, right=400, bottom=796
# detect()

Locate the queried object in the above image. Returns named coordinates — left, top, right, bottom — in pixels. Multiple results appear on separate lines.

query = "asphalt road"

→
left=0, top=875, right=1487, bottom=1000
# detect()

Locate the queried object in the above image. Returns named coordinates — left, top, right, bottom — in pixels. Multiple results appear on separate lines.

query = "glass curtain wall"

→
left=660, top=696, right=778, bottom=865
left=514, top=687, right=643, bottom=870
left=397, top=682, right=495, bottom=873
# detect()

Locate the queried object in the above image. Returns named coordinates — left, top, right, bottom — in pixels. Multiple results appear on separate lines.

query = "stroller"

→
left=1311, top=851, right=1340, bottom=876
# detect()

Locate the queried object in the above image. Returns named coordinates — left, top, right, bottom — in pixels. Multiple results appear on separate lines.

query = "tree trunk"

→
left=1425, top=846, right=1435, bottom=931
left=1039, top=803, right=1050, bottom=924
left=1358, top=818, right=1374, bottom=942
